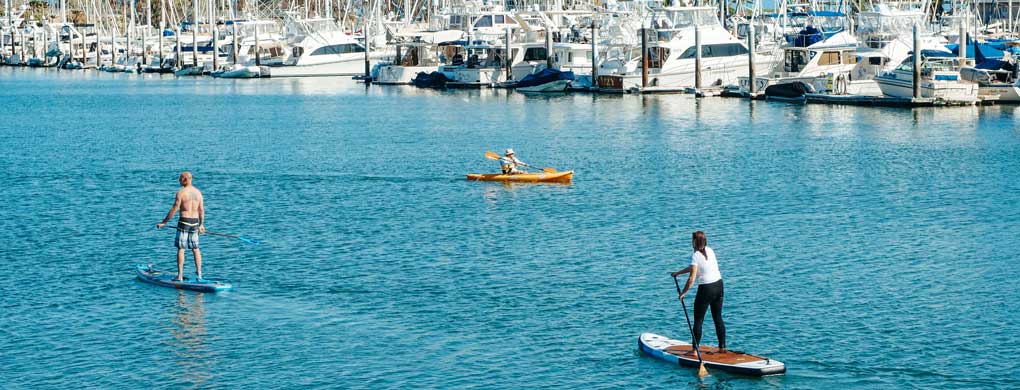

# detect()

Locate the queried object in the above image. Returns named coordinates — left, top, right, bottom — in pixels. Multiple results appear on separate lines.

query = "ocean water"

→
left=2, top=67, right=1019, bottom=389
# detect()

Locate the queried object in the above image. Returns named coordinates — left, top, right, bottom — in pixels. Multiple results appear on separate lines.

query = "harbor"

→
left=3, top=0, right=1020, bottom=105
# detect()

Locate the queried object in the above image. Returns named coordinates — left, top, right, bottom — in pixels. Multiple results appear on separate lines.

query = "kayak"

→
left=135, top=264, right=232, bottom=293
left=466, top=170, right=573, bottom=184
left=638, top=333, right=785, bottom=376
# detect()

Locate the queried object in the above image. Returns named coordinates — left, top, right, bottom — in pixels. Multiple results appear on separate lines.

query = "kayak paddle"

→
left=484, top=151, right=558, bottom=173
left=674, top=275, right=709, bottom=377
left=157, top=225, right=261, bottom=245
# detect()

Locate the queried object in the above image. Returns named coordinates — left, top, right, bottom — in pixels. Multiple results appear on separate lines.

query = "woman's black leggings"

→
left=692, top=279, right=725, bottom=349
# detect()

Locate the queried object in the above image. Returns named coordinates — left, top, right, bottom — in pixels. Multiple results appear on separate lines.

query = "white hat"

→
left=505, top=148, right=515, bottom=155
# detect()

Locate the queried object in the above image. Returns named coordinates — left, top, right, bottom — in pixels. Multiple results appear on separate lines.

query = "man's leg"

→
left=193, top=248, right=203, bottom=279
left=176, top=249, right=185, bottom=281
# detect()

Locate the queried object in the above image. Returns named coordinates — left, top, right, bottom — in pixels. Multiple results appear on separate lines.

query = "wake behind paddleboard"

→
left=135, top=264, right=232, bottom=293
left=638, top=333, right=785, bottom=376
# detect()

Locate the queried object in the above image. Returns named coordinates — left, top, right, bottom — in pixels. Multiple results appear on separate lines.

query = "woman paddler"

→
left=670, top=231, right=726, bottom=353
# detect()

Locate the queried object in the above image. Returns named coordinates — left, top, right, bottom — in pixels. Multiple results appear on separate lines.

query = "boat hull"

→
left=466, top=171, right=573, bottom=184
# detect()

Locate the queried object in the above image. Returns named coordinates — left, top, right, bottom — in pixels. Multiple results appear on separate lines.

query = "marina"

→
left=2, top=0, right=1020, bottom=105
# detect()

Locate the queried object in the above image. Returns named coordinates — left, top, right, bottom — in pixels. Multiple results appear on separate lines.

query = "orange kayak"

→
left=466, top=170, right=573, bottom=184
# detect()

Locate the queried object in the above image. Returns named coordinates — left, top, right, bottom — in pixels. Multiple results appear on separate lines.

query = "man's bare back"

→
left=177, top=186, right=204, bottom=220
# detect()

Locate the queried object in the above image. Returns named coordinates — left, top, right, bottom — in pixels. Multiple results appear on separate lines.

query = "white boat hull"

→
left=375, top=65, right=436, bottom=85
left=264, top=52, right=390, bottom=77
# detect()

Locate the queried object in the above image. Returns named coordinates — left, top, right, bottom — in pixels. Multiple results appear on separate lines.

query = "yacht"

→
left=596, top=6, right=778, bottom=91
left=874, top=52, right=978, bottom=102
left=374, top=30, right=464, bottom=84
left=262, top=18, right=391, bottom=77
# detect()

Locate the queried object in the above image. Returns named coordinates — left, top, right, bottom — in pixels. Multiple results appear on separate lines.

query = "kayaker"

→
left=500, top=148, right=528, bottom=174
left=156, top=171, right=206, bottom=282
left=671, top=231, right=726, bottom=353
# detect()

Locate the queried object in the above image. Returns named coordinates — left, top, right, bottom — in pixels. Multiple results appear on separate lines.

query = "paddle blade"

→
left=484, top=151, right=501, bottom=160
left=238, top=236, right=261, bottom=245
left=698, top=363, right=710, bottom=377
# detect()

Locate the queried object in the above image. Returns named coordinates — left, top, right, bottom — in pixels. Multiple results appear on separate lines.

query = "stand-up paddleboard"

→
left=135, top=264, right=232, bottom=293
left=639, top=333, right=785, bottom=376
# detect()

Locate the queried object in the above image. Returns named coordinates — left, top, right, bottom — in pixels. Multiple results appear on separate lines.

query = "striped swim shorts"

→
left=175, top=217, right=200, bottom=249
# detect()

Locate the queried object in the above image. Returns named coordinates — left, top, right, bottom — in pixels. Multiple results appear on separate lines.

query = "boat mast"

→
left=209, top=0, right=216, bottom=69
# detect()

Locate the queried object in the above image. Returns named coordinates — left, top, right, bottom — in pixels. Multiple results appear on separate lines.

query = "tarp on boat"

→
left=515, top=68, right=575, bottom=89
left=412, top=71, right=452, bottom=88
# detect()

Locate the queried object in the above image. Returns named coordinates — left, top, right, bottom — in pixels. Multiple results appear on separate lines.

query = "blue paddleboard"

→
left=135, top=264, right=232, bottom=292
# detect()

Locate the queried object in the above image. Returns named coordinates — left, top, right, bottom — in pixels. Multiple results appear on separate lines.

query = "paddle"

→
left=157, top=225, right=261, bottom=245
left=484, top=151, right=558, bottom=173
left=674, top=275, right=710, bottom=377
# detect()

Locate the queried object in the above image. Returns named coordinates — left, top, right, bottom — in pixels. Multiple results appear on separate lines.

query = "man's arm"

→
left=198, top=192, right=206, bottom=233
left=156, top=192, right=182, bottom=228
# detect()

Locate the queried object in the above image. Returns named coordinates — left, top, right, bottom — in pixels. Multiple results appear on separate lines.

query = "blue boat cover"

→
left=516, top=68, right=575, bottom=89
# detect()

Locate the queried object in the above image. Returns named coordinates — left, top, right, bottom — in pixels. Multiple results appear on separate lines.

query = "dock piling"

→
left=918, top=23, right=926, bottom=99
left=590, top=19, right=597, bottom=87
left=695, top=25, right=702, bottom=90
left=545, top=26, right=553, bottom=69
left=747, top=23, right=756, bottom=95
left=504, top=27, right=511, bottom=80
left=641, top=28, right=648, bottom=88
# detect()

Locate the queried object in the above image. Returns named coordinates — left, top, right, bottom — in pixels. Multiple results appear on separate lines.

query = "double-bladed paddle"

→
left=674, top=275, right=710, bottom=377
left=484, top=151, right=558, bottom=173
left=157, top=225, right=261, bottom=245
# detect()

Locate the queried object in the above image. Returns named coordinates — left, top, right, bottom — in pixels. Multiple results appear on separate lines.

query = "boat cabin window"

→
left=475, top=16, right=493, bottom=28
left=310, top=43, right=365, bottom=56
left=842, top=52, right=858, bottom=64
left=680, top=43, right=748, bottom=59
left=645, top=47, right=670, bottom=68
left=868, top=57, right=883, bottom=65
left=784, top=50, right=808, bottom=72
left=524, top=47, right=548, bottom=61
left=494, top=15, right=505, bottom=24
left=293, top=47, right=304, bottom=58
left=896, top=56, right=914, bottom=71
left=818, top=51, right=841, bottom=65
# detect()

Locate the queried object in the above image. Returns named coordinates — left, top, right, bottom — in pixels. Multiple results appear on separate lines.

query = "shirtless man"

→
left=156, top=172, right=206, bottom=282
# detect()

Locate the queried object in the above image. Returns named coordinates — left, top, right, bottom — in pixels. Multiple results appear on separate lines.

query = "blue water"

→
left=2, top=67, right=1019, bottom=389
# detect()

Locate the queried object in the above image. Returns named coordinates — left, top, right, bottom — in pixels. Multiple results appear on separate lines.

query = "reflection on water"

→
left=169, top=291, right=212, bottom=388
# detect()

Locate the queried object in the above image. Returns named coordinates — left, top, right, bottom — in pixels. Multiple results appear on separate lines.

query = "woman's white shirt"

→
left=691, top=247, right=722, bottom=285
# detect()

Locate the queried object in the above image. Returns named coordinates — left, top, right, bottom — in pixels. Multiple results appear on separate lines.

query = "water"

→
left=2, top=67, right=1019, bottom=389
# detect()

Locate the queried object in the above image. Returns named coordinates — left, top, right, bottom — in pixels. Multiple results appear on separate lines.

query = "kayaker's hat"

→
left=505, top=148, right=515, bottom=155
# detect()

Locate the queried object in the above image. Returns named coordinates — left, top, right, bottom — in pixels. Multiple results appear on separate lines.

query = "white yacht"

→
left=596, top=6, right=778, bottom=91
left=262, top=18, right=390, bottom=77
left=875, top=53, right=978, bottom=102
left=374, top=30, right=464, bottom=85
left=960, top=66, right=1020, bottom=102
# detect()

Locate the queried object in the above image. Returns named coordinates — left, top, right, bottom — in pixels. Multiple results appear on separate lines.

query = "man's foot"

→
left=171, top=275, right=184, bottom=282
left=195, top=275, right=206, bottom=283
